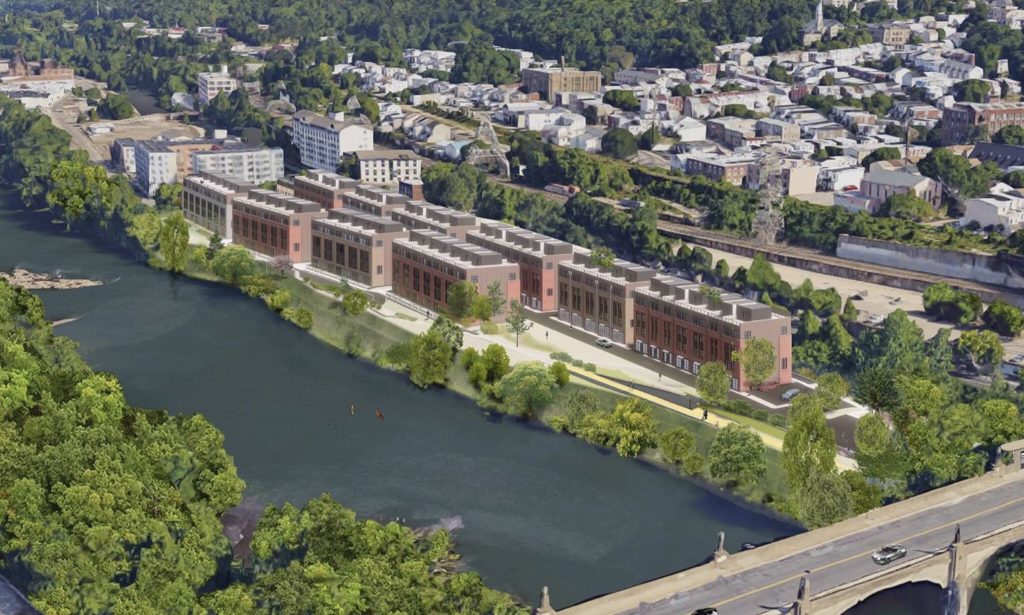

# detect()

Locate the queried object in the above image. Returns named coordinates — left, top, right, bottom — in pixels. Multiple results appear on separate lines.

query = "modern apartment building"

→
left=230, top=189, right=326, bottom=263
left=942, top=102, right=1024, bottom=145
left=340, top=184, right=411, bottom=217
left=181, top=172, right=255, bottom=240
left=632, top=276, right=792, bottom=392
left=197, top=66, right=238, bottom=105
left=521, top=67, right=603, bottom=103
left=311, top=209, right=408, bottom=287
left=134, top=141, right=178, bottom=196
left=191, top=147, right=284, bottom=185
left=293, top=171, right=360, bottom=210
left=466, top=220, right=575, bottom=313
left=391, top=201, right=479, bottom=239
left=556, top=252, right=656, bottom=345
left=291, top=110, right=373, bottom=171
left=392, top=229, right=520, bottom=320
left=355, top=149, right=422, bottom=184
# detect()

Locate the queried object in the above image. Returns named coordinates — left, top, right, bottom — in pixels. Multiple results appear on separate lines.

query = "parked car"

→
left=595, top=337, right=613, bottom=348
left=781, top=388, right=801, bottom=401
left=872, top=544, right=907, bottom=565
left=691, top=609, right=719, bottom=615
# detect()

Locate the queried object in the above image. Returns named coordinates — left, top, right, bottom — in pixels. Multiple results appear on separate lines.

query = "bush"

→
left=460, top=347, right=480, bottom=369
left=583, top=363, right=597, bottom=372
left=549, top=361, right=570, bottom=386
left=282, top=307, right=313, bottom=330
left=571, top=359, right=585, bottom=368
left=480, top=322, right=499, bottom=334
left=550, top=351, right=574, bottom=362
left=768, top=414, right=789, bottom=428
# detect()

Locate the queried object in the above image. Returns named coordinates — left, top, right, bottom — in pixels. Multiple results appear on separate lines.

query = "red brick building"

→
left=392, top=229, right=520, bottom=321
left=311, top=210, right=408, bottom=288
left=391, top=201, right=479, bottom=239
left=632, top=276, right=792, bottom=391
left=466, top=220, right=575, bottom=313
left=231, top=189, right=326, bottom=262
left=556, top=252, right=657, bottom=345
left=942, top=102, right=1024, bottom=145
left=339, top=183, right=411, bottom=217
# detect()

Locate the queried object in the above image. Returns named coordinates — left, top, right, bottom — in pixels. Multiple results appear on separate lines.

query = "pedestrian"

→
left=658, top=372, right=662, bottom=381
left=545, top=330, right=549, bottom=340
left=701, top=408, right=708, bottom=421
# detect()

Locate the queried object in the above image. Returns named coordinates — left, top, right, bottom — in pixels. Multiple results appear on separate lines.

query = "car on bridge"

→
left=690, top=609, right=718, bottom=615
left=871, top=544, right=907, bottom=565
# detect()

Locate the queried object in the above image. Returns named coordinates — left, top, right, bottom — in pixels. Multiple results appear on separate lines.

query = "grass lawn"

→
left=280, top=277, right=413, bottom=358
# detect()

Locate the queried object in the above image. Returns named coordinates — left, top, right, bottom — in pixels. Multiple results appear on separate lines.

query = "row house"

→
left=465, top=221, right=575, bottom=313
left=391, top=201, right=479, bottom=239
left=632, top=276, right=791, bottom=392
left=311, top=210, right=408, bottom=287
left=340, top=184, right=412, bottom=217
left=231, top=189, right=326, bottom=263
left=293, top=171, right=359, bottom=210
left=181, top=172, right=255, bottom=240
left=556, top=252, right=656, bottom=345
left=392, top=229, right=520, bottom=321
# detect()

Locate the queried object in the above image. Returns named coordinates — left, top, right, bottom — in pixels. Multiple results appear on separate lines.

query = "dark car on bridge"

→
left=871, top=544, right=907, bottom=565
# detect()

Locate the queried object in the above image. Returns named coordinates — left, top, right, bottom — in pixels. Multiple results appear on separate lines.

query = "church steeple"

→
left=816, top=0, right=824, bottom=31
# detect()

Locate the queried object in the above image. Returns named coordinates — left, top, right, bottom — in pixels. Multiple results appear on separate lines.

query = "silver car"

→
left=595, top=337, right=613, bottom=348
left=872, top=544, right=907, bottom=565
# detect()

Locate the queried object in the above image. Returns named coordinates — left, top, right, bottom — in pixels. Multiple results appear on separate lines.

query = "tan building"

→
left=521, top=67, right=603, bottom=103
left=392, top=229, right=521, bottom=321
left=355, top=150, right=422, bottom=184
left=684, top=155, right=755, bottom=186
left=181, top=172, right=255, bottom=240
left=311, top=210, right=408, bottom=287
left=466, top=220, right=575, bottom=313
left=293, top=171, right=359, bottom=210
left=869, top=23, right=912, bottom=47
left=557, top=252, right=657, bottom=345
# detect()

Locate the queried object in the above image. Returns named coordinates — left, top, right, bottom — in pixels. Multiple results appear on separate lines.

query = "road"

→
left=44, top=95, right=105, bottom=162
left=557, top=473, right=1024, bottom=615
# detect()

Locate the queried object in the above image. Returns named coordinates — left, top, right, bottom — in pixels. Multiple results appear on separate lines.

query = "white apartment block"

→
left=191, top=147, right=285, bottom=184
left=961, top=183, right=1024, bottom=233
left=355, top=150, right=422, bottom=184
left=198, top=66, right=239, bottom=106
left=135, top=141, right=178, bottom=197
left=292, top=110, right=374, bottom=171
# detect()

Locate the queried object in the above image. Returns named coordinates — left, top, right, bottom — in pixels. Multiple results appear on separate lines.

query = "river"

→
left=0, top=193, right=1011, bottom=614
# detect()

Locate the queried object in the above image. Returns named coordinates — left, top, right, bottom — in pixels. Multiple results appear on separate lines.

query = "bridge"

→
left=539, top=440, right=1024, bottom=615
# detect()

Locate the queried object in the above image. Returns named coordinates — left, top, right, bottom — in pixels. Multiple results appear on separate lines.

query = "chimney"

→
left=221, top=64, right=228, bottom=75
left=561, top=55, right=566, bottom=72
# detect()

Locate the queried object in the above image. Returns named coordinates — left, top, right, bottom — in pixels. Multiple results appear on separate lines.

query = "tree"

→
left=549, top=361, right=570, bottom=386
left=158, top=211, right=190, bottom=273
left=493, top=362, right=557, bottom=417
left=657, top=427, right=704, bottom=474
left=408, top=330, right=454, bottom=388
left=815, top=372, right=848, bottom=410
left=479, top=344, right=511, bottom=383
left=47, top=159, right=109, bottom=230
left=707, top=424, right=767, bottom=486
left=211, top=245, right=256, bottom=284
left=854, top=366, right=901, bottom=414
left=506, top=300, right=532, bottom=348
left=957, top=329, right=1004, bottom=372
left=447, top=281, right=478, bottom=318
left=782, top=394, right=837, bottom=493
left=601, top=128, right=638, bottom=160
left=603, top=89, right=640, bottom=111
left=341, top=289, right=370, bottom=315
left=697, top=361, right=730, bottom=406
left=206, top=232, right=224, bottom=261
left=589, top=245, right=616, bottom=268
left=953, top=79, right=992, bottom=103
left=983, top=300, right=1024, bottom=337
left=919, top=148, right=1001, bottom=203
left=923, top=283, right=982, bottom=325
left=881, top=192, right=934, bottom=221
left=450, top=37, right=520, bottom=85
left=842, top=297, right=859, bottom=322
left=486, top=280, right=506, bottom=318
left=639, top=124, right=660, bottom=150
left=154, top=182, right=183, bottom=211
left=606, top=398, right=659, bottom=457
left=861, top=147, right=901, bottom=169
left=994, top=125, right=1024, bottom=146
left=97, top=92, right=135, bottom=119
left=735, top=338, right=776, bottom=389
left=471, top=295, right=493, bottom=322
left=795, top=470, right=854, bottom=529
left=428, top=316, right=464, bottom=355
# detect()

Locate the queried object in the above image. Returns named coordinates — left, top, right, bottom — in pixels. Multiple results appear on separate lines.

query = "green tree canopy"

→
left=707, top=424, right=767, bottom=486
left=782, top=393, right=837, bottom=494
left=601, top=128, right=638, bottom=160
left=735, top=338, right=776, bottom=388
left=983, top=300, right=1024, bottom=337
left=697, top=361, right=730, bottom=406
left=493, top=361, right=558, bottom=418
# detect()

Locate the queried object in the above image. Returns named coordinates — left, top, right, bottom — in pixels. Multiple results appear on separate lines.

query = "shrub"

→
left=480, top=322, right=499, bottom=334
left=549, top=361, right=570, bottom=386
left=550, top=351, right=574, bottom=362
left=282, top=307, right=313, bottom=330
left=460, top=347, right=480, bottom=369
left=583, top=363, right=597, bottom=372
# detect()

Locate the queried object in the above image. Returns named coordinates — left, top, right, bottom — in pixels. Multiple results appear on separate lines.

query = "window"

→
left=293, top=243, right=299, bottom=252
left=292, top=219, right=300, bottom=226
left=545, top=262, right=553, bottom=269
left=547, top=288, right=553, bottom=296
left=744, top=331, right=752, bottom=340
left=782, top=357, right=788, bottom=369
left=377, top=265, right=383, bottom=275
left=781, top=326, right=789, bottom=335
left=471, top=275, right=479, bottom=283
left=509, top=272, right=517, bottom=280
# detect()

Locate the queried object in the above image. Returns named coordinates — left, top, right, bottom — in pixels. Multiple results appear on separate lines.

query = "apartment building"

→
left=134, top=141, right=178, bottom=196
left=181, top=172, right=255, bottom=240
left=293, top=171, right=360, bottom=210
left=391, top=201, right=479, bottom=239
left=392, top=229, right=520, bottom=321
left=466, top=220, right=575, bottom=313
left=291, top=110, right=373, bottom=171
left=869, top=23, right=912, bottom=47
left=191, top=147, right=284, bottom=185
left=521, top=67, right=603, bottom=103
left=961, top=184, right=1024, bottom=234
left=340, top=184, right=411, bottom=217
left=942, top=102, right=1024, bottom=145
left=311, top=209, right=408, bottom=287
left=355, top=149, right=422, bottom=184
left=556, top=252, right=656, bottom=345
left=632, top=276, right=792, bottom=392
left=684, top=155, right=755, bottom=186
left=230, top=189, right=326, bottom=262
left=197, top=66, right=238, bottom=105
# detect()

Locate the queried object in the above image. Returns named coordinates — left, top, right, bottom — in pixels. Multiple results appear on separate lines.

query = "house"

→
left=961, top=183, right=1024, bottom=233
left=836, top=168, right=941, bottom=214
